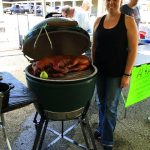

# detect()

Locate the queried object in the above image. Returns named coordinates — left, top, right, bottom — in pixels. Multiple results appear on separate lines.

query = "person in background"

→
left=61, top=5, right=92, bottom=33
left=92, top=0, right=138, bottom=149
left=120, top=0, right=140, bottom=28
left=81, top=0, right=93, bottom=30
left=81, top=0, right=92, bottom=14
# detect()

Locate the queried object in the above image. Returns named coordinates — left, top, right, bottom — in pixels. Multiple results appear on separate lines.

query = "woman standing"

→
left=92, top=0, right=138, bottom=150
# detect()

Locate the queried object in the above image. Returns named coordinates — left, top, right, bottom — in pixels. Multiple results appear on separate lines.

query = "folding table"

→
left=0, top=71, right=36, bottom=150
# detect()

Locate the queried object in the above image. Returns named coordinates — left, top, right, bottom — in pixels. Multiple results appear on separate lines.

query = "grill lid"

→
left=22, top=17, right=91, bottom=60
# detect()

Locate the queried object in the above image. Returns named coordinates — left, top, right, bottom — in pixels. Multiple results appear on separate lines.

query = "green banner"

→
left=125, top=63, right=150, bottom=107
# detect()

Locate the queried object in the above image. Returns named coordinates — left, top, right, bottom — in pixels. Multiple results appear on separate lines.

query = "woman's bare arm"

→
left=125, top=15, right=138, bottom=75
left=121, top=15, right=138, bottom=88
left=91, top=17, right=101, bottom=63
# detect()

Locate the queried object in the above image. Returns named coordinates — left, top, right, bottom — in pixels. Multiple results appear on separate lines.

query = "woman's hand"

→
left=120, top=75, right=130, bottom=88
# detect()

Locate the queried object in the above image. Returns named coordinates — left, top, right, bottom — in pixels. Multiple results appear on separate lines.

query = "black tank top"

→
left=94, top=14, right=128, bottom=77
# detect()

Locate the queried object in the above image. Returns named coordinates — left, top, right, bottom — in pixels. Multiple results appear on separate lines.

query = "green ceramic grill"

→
left=23, top=17, right=97, bottom=120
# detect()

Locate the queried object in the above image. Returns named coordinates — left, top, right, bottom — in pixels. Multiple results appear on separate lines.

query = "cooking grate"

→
left=28, top=65, right=94, bottom=81
left=48, top=68, right=93, bottom=80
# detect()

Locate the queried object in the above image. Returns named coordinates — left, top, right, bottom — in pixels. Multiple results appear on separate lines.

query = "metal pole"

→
left=148, top=116, right=150, bottom=122
left=34, top=1, right=37, bottom=16
left=0, top=0, right=3, bottom=15
left=16, top=14, right=22, bottom=49
left=97, top=0, right=105, bottom=16
left=42, top=0, right=46, bottom=17
left=72, top=0, right=76, bottom=7
left=60, top=0, right=63, bottom=7
left=26, top=14, right=29, bottom=31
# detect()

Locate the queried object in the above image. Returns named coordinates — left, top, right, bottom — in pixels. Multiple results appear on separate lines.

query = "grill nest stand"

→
left=32, top=99, right=97, bottom=150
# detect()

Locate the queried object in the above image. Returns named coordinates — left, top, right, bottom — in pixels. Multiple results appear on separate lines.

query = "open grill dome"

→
left=23, top=17, right=91, bottom=60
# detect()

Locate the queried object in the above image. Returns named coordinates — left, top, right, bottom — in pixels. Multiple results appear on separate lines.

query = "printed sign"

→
left=125, top=63, right=150, bottom=107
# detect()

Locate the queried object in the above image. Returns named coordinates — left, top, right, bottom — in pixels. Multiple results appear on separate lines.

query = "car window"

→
left=16, top=5, right=19, bottom=8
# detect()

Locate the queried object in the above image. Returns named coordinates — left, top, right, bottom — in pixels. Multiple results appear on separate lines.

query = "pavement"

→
left=0, top=42, right=150, bottom=150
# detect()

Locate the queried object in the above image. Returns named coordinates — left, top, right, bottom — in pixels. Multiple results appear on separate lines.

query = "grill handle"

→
left=47, top=21, right=78, bottom=27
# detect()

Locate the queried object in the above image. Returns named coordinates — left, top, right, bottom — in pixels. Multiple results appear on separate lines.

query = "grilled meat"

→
left=32, top=55, right=90, bottom=77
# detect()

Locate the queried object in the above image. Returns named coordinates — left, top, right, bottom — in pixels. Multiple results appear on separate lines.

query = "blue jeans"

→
left=96, top=74, right=122, bottom=146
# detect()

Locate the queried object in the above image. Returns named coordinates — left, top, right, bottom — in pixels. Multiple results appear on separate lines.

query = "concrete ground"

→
left=0, top=44, right=150, bottom=150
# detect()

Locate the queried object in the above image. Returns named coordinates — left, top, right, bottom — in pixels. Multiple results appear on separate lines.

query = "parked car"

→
left=21, top=4, right=34, bottom=14
left=36, top=5, right=43, bottom=16
left=10, top=4, right=25, bottom=14
left=3, top=7, right=11, bottom=14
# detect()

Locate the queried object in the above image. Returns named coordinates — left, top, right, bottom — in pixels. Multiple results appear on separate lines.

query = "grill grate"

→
left=28, top=65, right=94, bottom=81
left=47, top=69, right=93, bottom=80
